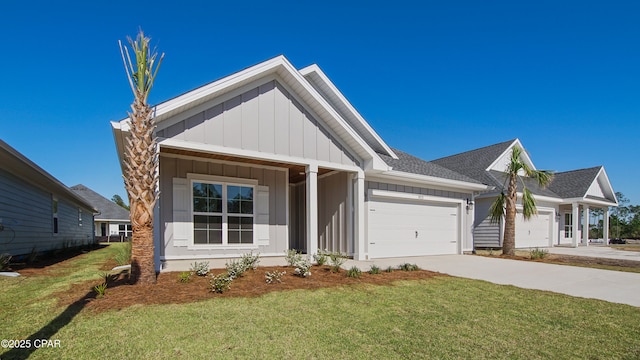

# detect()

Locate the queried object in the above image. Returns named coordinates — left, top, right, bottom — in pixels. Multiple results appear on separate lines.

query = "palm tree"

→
left=489, top=146, right=553, bottom=256
left=119, top=30, right=164, bottom=284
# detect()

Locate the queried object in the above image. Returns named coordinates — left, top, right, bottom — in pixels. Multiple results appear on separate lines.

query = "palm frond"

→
left=521, top=188, right=537, bottom=219
left=489, top=192, right=506, bottom=223
left=528, top=169, right=554, bottom=188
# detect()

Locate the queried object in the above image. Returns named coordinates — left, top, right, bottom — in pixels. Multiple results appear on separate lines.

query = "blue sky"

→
left=1, top=1, right=638, bottom=205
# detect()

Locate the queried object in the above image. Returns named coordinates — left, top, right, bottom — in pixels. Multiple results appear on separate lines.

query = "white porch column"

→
left=305, top=164, right=318, bottom=256
left=582, top=205, right=590, bottom=246
left=572, top=203, right=579, bottom=248
left=353, top=171, right=366, bottom=260
left=603, top=208, right=610, bottom=246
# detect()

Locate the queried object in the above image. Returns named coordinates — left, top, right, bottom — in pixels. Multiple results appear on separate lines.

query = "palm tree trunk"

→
left=503, top=173, right=518, bottom=256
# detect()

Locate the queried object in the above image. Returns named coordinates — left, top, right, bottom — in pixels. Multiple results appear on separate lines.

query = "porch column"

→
left=305, top=164, right=318, bottom=256
left=353, top=171, right=366, bottom=261
left=603, top=208, right=610, bottom=246
left=583, top=205, right=590, bottom=246
left=572, top=203, right=579, bottom=248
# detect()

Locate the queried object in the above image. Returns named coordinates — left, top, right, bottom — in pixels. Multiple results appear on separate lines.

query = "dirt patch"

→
left=55, top=266, right=443, bottom=314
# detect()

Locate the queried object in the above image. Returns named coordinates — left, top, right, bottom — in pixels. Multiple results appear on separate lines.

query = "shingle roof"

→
left=378, top=149, right=483, bottom=184
left=488, top=170, right=560, bottom=198
left=547, top=167, right=602, bottom=199
left=431, top=139, right=516, bottom=186
left=70, top=184, right=130, bottom=221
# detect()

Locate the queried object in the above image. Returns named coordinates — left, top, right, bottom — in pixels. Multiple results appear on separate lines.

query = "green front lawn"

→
left=2, top=244, right=639, bottom=359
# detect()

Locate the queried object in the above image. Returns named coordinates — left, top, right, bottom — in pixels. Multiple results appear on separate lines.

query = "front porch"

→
left=557, top=202, right=611, bottom=248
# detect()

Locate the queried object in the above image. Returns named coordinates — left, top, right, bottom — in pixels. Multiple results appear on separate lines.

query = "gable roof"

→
left=112, top=55, right=391, bottom=172
left=70, top=184, right=130, bottom=222
left=0, top=139, right=97, bottom=212
left=379, top=149, right=483, bottom=184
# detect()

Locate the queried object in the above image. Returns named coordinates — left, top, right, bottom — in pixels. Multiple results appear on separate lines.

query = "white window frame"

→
left=188, top=174, right=258, bottom=249
left=564, top=213, right=573, bottom=238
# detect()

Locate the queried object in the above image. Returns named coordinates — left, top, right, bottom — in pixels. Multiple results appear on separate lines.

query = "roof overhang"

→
left=369, top=171, right=492, bottom=192
left=0, top=139, right=97, bottom=212
left=111, top=55, right=390, bottom=173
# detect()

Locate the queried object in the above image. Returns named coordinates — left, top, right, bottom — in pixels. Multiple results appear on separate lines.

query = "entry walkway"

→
left=344, top=255, right=640, bottom=307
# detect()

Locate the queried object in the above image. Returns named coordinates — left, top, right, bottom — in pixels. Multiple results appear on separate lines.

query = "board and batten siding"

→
left=159, top=156, right=288, bottom=260
left=473, top=197, right=501, bottom=248
left=156, top=79, right=359, bottom=168
left=318, top=172, right=350, bottom=255
left=0, top=169, right=94, bottom=256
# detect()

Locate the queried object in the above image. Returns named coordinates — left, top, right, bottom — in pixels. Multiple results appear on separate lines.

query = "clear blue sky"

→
left=1, top=1, right=638, bottom=205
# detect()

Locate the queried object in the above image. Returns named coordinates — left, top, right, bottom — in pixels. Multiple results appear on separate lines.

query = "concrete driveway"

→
left=547, top=245, right=640, bottom=262
left=344, top=255, right=640, bottom=307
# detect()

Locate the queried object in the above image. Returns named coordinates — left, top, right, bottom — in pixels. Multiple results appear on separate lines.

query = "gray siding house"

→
left=70, top=184, right=131, bottom=241
left=0, top=139, right=96, bottom=257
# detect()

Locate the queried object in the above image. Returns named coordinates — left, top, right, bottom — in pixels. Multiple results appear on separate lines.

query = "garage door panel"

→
left=368, top=198, right=459, bottom=258
left=515, top=212, right=551, bottom=248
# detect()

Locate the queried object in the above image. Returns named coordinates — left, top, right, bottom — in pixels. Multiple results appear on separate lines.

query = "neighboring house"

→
left=70, top=184, right=131, bottom=241
left=432, top=139, right=618, bottom=249
left=0, top=139, right=96, bottom=257
left=112, top=55, right=491, bottom=271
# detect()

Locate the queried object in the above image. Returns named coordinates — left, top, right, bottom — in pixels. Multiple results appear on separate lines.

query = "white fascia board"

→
left=110, top=121, right=126, bottom=171
left=159, top=138, right=361, bottom=173
left=561, top=197, right=618, bottom=207
left=370, top=170, right=491, bottom=191
left=485, top=139, right=538, bottom=172
left=299, top=64, right=398, bottom=159
left=474, top=191, right=562, bottom=204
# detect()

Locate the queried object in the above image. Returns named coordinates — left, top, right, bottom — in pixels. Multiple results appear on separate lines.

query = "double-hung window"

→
left=192, top=181, right=254, bottom=245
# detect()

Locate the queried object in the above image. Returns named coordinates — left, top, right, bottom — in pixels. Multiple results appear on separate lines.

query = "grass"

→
left=2, top=244, right=640, bottom=359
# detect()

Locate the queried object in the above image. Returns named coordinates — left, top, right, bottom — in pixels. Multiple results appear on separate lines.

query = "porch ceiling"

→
left=161, top=147, right=332, bottom=183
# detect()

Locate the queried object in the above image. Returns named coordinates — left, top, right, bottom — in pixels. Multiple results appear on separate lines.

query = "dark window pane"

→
left=194, top=197, right=208, bottom=212
left=194, top=230, right=207, bottom=244
left=228, top=230, right=240, bottom=244
left=194, top=215, right=208, bottom=230
left=209, top=199, right=222, bottom=213
left=209, top=229, right=222, bottom=244
left=241, top=230, right=253, bottom=244
left=240, top=217, right=253, bottom=230
left=228, top=216, right=240, bottom=229
left=210, top=184, right=222, bottom=199
left=209, top=216, right=222, bottom=229
left=228, top=199, right=240, bottom=213
left=240, top=187, right=253, bottom=200
left=240, top=201, right=253, bottom=214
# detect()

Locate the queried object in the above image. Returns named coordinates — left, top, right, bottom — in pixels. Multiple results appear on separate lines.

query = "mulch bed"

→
left=53, top=265, right=443, bottom=314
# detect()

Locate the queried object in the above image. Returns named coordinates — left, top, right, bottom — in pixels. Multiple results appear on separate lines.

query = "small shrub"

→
left=210, top=272, right=233, bottom=293
left=265, top=270, right=286, bottom=284
left=329, top=252, right=346, bottom=273
left=240, top=252, right=260, bottom=270
left=293, top=256, right=312, bottom=277
left=114, top=241, right=132, bottom=266
left=368, top=265, right=381, bottom=274
left=398, top=263, right=420, bottom=271
left=190, top=261, right=210, bottom=276
left=226, top=259, right=248, bottom=279
left=0, top=253, right=12, bottom=271
left=313, top=250, right=328, bottom=266
left=94, top=282, right=107, bottom=298
left=178, top=271, right=191, bottom=283
left=285, top=249, right=302, bottom=267
left=385, top=266, right=394, bottom=273
left=530, top=248, right=549, bottom=260
left=346, top=266, right=361, bottom=278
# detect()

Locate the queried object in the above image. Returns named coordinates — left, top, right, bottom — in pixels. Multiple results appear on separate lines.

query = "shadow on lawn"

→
left=1, top=271, right=130, bottom=360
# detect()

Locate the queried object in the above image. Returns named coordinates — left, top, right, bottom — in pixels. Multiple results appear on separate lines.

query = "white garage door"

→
left=368, top=198, right=459, bottom=258
left=515, top=212, right=551, bottom=248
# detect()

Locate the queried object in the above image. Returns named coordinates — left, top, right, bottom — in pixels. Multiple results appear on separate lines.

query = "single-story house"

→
left=0, top=139, right=96, bottom=257
left=112, top=55, right=491, bottom=271
left=432, top=139, right=618, bottom=249
left=111, top=56, right=616, bottom=271
left=70, top=184, right=131, bottom=241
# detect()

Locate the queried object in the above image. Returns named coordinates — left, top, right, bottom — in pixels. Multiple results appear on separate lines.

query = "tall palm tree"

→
left=119, top=30, right=164, bottom=284
left=489, top=146, right=553, bottom=256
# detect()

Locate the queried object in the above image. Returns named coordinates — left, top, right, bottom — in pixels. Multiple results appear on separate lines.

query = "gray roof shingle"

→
left=70, top=184, right=130, bottom=222
left=547, top=167, right=602, bottom=199
left=378, top=149, right=483, bottom=184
